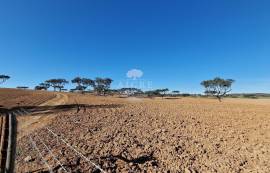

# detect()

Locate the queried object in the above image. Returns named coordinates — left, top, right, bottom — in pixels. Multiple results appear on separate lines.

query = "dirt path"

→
left=16, top=93, right=68, bottom=139
left=39, top=93, right=68, bottom=106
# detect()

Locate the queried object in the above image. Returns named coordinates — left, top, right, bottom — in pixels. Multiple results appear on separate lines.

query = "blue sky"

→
left=0, top=0, right=270, bottom=93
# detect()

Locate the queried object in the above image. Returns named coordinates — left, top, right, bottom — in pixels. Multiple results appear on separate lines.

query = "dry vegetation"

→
left=1, top=89, right=269, bottom=172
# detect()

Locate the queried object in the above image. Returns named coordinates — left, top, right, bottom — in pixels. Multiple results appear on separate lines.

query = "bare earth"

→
left=3, top=90, right=269, bottom=172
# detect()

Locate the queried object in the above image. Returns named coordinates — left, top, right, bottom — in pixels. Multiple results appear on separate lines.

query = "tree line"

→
left=0, top=74, right=235, bottom=101
left=35, top=77, right=113, bottom=96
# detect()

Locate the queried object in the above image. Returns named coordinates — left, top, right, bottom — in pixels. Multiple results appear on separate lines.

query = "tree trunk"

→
left=217, top=96, right=222, bottom=102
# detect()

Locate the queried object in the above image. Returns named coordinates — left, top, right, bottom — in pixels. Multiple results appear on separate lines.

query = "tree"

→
left=82, top=78, right=95, bottom=90
left=71, top=77, right=83, bottom=87
left=71, top=77, right=84, bottom=92
left=35, top=82, right=50, bottom=90
left=119, top=88, right=143, bottom=96
left=171, top=90, right=180, bottom=97
left=94, top=78, right=113, bottom=95
left=201, top=77, right=235, bottom=101
left=71, top=77, right=95, bottom=93
left=39, top=82, right=50, bottom=90
left=172, top=91, right=180, bottom=94
left=45, top=79, right=69, bottom=92
left=156, top=88, right=169, bottom=98
left=0, top=75, right=10, bottom=84
left=35, top=86, right=46, bottom=90
left=145, top=90, right=161, bottom=98
left=17, top=86, right=29, bottom=90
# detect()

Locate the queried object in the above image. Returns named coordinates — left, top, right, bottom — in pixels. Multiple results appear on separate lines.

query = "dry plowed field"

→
left=0, top=88, right=56, bottom=172
left=0, top=88, right=56, bottom=109
left=11, top=92, right=270, bottom=173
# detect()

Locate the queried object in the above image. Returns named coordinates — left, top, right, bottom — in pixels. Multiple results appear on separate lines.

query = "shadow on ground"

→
left=0, top=104, right=123, bottom=116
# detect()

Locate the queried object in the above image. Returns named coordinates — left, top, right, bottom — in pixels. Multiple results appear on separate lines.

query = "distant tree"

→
left=71, top=77, right=95, bottom=93
left=119, top=88, right=143, bottom=96
left=145, top=90, right=160, bottom=98
left=69, top=88, right=76, bottom=93
left=0, top=75, right=10, bottom=84
left=172, top=91, right=180, bottom=94
left=107, top=89, right=119, bottom=96
left=170, top=90, right=180, bottom=97
left=39, top=82, right=50, bottom=90
left=82, top=78, right=95, bottom=90
left=17, top=86, right=29, bottom=90
left=71, top=77, right=84, bottom=92
left=157, top=88, right=169, bottom=98
left=34, top=82, right=50, bottom=90
left=201, top=77, right=235, bottom=101
left=71, top=77, right=82, bottom=87
left=94, top=78, right=113, bottom=95
left=74, top=85, right=87, bottom=92
left=181, top=93, right=191, bottom=97
left=35, top=86, right=46, bottom=90
left=46, top=79, right=69, bottom=92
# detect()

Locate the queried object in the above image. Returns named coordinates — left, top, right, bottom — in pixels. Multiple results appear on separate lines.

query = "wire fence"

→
left=16, top=107, right=106, bottom=173
left=29, top=135, right=53, bottom=173
left=35, top=134, right=68, bottom=173
left=46, top=127, right=106, bottom=173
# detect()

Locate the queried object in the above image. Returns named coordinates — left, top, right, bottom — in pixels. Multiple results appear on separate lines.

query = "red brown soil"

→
left=0, top=88, right=56, bottom=109
left=7, top=91, right=270, bottom=172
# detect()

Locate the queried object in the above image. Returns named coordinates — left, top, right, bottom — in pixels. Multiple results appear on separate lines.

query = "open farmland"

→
left=13, top=92, right=270, bottom=173
left=0, top=88, right=56, bottom=109
left=0, top=89, right=56, bottom=172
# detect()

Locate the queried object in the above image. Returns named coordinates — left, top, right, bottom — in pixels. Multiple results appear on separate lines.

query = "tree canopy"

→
left=201, top=77, right=235, bottom=101
left=0, top=75, right=10, bottom=84
left=45, top=79, right=69, bottom=91
left=156, top=88, right=169, bottom=98
left=71, top=77, right=95, bottom=93
left=119, top=88, right=143, bottom=96
left=17, top=86, right=29, bottom=89
left=94, top=78, right=113, bottom=95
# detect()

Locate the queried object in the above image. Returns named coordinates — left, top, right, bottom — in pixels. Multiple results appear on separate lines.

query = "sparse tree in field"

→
left=35, top=86, right=45, bottom=90
left=71, top=77, right=85, bottom=92
left=107, top=89, right=119, bottom=96
left=119, top=88, right=143, bottom=96
left=82, top=78, right=95, bottom=90
left=0, top=75, right=10, bottom=84
left=172, top=90, right=180, bottom=94
left=94, top=78, right=113, bottom=95
left=157, top=88, right=169, bottom=99
left=145, top=90, right=160, bottom=98
left=201, top=77, right=235, bottom=101
left=181, top=93, right=191, bottom=97
left=172, top=91, right=180, bottom=94
left=171, top=90, right=180, bottom=97
left=39, top=82, right=50, bottom=90
left=75, top=85, right=87, bottom=92
left=45, top=79, right=69, bottom=92
left=35, top=82, right=50, bottom=90
left=71, top=77, right=95, bottom=93
left=71, top=77, right=83, bottom=86
left=17, top=86, right=29, bottom=90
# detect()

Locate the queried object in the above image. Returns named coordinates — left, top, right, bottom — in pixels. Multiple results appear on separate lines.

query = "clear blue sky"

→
left=1, top=0, right=270, bottom=93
